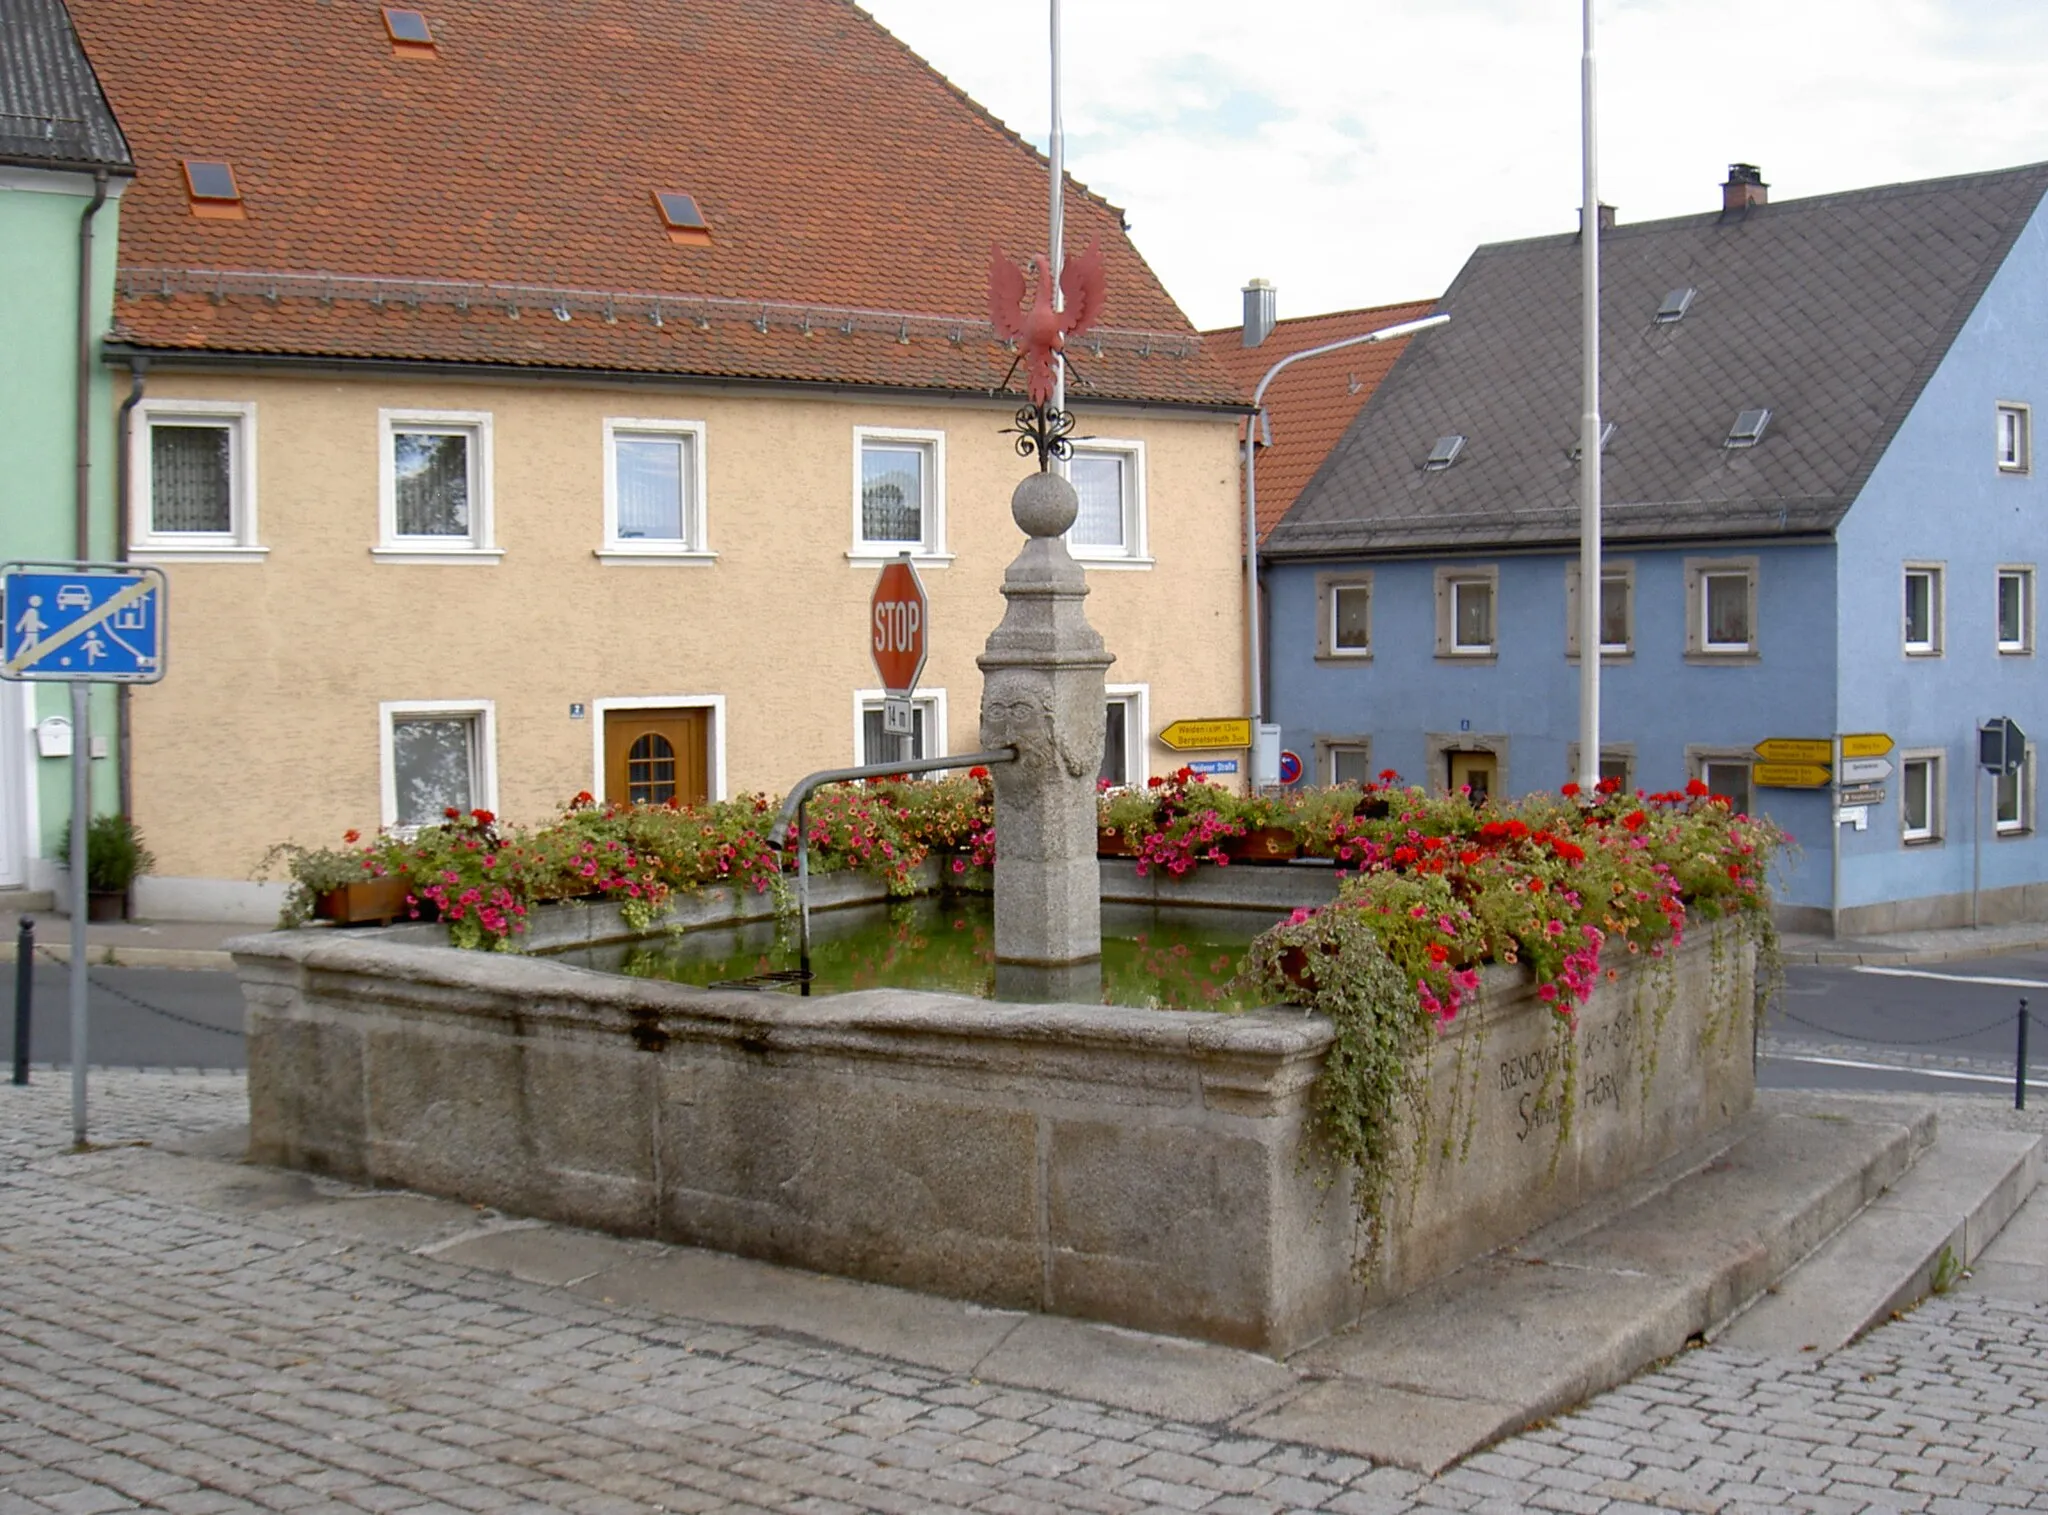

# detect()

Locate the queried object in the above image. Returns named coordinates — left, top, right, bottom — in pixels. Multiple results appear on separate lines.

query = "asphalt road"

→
left=8, top=949, right=2048, bottom=1097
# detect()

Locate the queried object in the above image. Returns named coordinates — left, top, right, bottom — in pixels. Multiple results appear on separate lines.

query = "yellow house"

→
left=70, top=0, right=1249, bottom=920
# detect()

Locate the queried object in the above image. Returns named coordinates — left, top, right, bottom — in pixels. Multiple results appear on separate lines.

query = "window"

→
left=382, top=7, right=435, bottom=48
left=1065, top=442, right=1148, bottom=564
left=377, top=410, right=497, bottom=560
left=852, top=428, right=946, bottom=561
left=130, top=400, right=262, bottom=558
left=600, top=418, right=710, bottom=563
left=1327, top=745, right=1375, bottom=786
left=1685, top=557, right=1759, bottom=659
left=182, top=159, right=245, bottom=218
left=1315, top=572, right=1373, bottom=659
left=1687, top=748, right=1755, bottom=817
left=855, top=688, right=946, bottom=766
left=652, top=191, right=711, bottom=245
left=1998, top=403, right=2030, bottom=474
left=1724, top=408, right=1771, bottom=448
left=1902, top=564, right=1943, bottom=656
left=1996, top=759, right=2029, bottom=835
left=1565, top=744, right=1635, bottom=793
left=1996, top=567, right=2033, bottom=653
left=1099, top=685, right=1149, bottom=787
left=1423, top=434, right=1466, bottom=471
left=1435, top=565, right=1499, bottom=658
left=380, top=701, right=495, bottom=832
left=1900, top=751, right=1942, bottom=844
left=1565, top=559, right=1633, bottom=656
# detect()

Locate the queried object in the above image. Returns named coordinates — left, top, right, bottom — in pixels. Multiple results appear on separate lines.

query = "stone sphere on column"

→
left=1011, top=470, right=1078, bottom=539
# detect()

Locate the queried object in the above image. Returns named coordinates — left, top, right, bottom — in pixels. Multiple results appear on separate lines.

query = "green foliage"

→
left=59, top=812, right=156, bottom=894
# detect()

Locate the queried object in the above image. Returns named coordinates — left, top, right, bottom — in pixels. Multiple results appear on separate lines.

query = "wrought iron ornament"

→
left=1004, top=403, right=1076, bottom=470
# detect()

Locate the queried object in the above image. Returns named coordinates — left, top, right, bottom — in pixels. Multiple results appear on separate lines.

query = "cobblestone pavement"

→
left=3, top=1074, right=2046, bottom=1515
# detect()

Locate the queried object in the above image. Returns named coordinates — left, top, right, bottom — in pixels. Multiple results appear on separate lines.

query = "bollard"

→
left=11, top=916, right=31, bottom=1086
left=2019, top=997, right=2031, bottom=1112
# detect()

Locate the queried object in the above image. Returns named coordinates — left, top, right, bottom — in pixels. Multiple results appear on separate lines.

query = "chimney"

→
left=1241, top=278, right=1276, bottom=347
left=1722, top=163, right=1768, bottom=213
left=1577, top=202, right=1617, bottom=233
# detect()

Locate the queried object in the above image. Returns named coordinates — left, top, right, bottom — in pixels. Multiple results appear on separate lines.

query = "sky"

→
left=859, top=0, right=2048, bottom=332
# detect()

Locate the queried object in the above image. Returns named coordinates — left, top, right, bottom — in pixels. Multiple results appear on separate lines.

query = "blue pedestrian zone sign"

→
left=1, top=563, right=167, bottom=683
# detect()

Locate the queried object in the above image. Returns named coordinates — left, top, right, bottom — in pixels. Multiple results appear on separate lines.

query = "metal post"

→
left=11, top=916, right=30, bottom=1085
left=1973, top=765, right=1983, bottom=929
left=68, top=679, right=88, bottom=1146
left=2018, top=997, right=2030, bottom=1111
left=1047, top=0, right=1065, bottom=418
left=1829, top=734, right=1842, bottom=939
left=1574, top=0, right=1603, bottom=793
left=794, top=795, right=812, bottom=996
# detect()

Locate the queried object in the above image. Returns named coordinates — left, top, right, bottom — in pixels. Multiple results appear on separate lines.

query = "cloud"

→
left=860, top=0, right=2048, bottom=328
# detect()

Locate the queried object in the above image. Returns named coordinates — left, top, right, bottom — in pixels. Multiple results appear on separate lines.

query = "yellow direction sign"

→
left=1840, top=732, right=1894, bottom=759
left=1753, top=738, right=1833, bottom=765
left=1159, top=717, right=1252, bottom=751
left=1754, top=762, right=1832, bottom=789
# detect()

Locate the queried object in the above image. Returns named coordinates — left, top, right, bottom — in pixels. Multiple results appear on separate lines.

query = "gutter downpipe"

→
left=1575, top=0, right=1604, bottom=795
left=1243, top=313, right=1451, bottom=746
left=767, top=748, right=1016, bottom=993
left=115, top=359, right=148, bottom=822
left=75, top=169, right=109, bottom=562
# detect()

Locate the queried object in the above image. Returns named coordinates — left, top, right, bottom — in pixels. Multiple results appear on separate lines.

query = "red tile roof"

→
left=1205, top=299, right=1438, bottom=538
left=69, top=0, right=1243, bottom=408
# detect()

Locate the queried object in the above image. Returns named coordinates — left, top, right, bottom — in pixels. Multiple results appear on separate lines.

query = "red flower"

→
left=444, top=807, right=461, bottom=819
left=968, top=766, right=990, bottom=780
left=471, top=809, right=495, bottom=825
left=1623, top=809, right=1647, bottom=831
left=1687, top=778, right=1710, bottom=797
left=1597, top=776, right=1623, bottom=795
left=1427, top=943, right=1449, bottom=964
left=1560, top=782, right=1580, bottom=798
left=342, top=829, right=360, bottom=844
left=1378, top=768, right=1401, bottom=784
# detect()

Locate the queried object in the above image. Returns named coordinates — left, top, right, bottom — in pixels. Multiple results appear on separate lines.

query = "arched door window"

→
left=627, top=732, right=677, bottom=805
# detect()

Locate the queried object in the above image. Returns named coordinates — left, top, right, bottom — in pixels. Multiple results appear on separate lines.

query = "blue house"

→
left=1262, top=163, right=2048, bottom=934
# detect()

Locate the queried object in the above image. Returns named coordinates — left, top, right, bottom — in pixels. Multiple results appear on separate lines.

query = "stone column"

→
left=978, top=470, right=1114, bottom=972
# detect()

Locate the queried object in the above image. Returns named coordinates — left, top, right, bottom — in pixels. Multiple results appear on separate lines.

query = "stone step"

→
left=1715, top=1125, right=2042, bottom=1355
left=0, top=888, right=56, bottom=913
left=1246, top=1096, right=1934, bottom=1473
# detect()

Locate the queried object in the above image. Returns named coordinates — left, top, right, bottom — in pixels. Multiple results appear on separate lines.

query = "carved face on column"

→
left=980, top=680, right=1058, bottom=773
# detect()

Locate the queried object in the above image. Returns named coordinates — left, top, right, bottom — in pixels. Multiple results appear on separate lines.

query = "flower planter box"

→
left=314, top=875, right=415, bottom=926
left=86, top=889, right=127, bottom=922
left=1228, top=826, right=1299, bottom=864
left=1096, top=827, right=1135, bottom=857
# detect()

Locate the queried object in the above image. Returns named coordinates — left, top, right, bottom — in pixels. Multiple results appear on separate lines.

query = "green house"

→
left=0, top=0, right=132, bottom=894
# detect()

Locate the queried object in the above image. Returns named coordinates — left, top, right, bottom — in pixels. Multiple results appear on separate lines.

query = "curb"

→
left=0, top=943, right=237, bottom=971
left=1782, top=933, right=2048, bottom=968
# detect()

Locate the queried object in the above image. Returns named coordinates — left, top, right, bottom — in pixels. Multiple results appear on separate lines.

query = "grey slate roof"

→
left=1266, top=162, right=2048, bottom=558
left=0, top=0, right=129, bottom=171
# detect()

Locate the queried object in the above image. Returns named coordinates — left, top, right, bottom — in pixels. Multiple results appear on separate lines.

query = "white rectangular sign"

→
left=1839, top=756, right=1892, bottom=783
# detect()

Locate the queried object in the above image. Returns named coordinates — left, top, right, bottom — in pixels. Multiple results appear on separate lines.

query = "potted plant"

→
left=1225, top=791, right=1300, bottom=863
left=57, top=812, right=155, bottom=921
left=259, top=831, right=416, bottom=928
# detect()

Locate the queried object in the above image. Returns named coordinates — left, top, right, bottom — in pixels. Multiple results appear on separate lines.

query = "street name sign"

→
left=1840, top=733, right=1894, bottom=760
left=869, top=554, right=927, bottom=698
left=1753, top=737, right=1831, bottom=765
left=1, top=563, right=167, bottom=683
left=1753, top=761, right=1832, bottom=789
left=1838, top=784, right=1886, bottom=806
left=1839, top=757, right=1893, bottom=784
left=1160, top=717, right=1253, bottom=751
left=1188, top=758, right=1239, bottom=776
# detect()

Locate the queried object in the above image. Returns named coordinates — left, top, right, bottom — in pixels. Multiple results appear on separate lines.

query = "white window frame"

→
left=1686, top=747, right=1756, bottom=818
left=1997, top=566, right=2034, bottom=655
left=1063, top=439, right=1151, bottom=567
left=376, top=409, right=499, bottom=562
left=1685, top=557, right=1760, bottom=660
left=598, top=418, right=713, bottom=565
left=1997, top=402, right=2031, bottom=474
left=1100, top=682, right=1151, bottom=787
left=1899, top=749, right=1943, bottom=845
left=1564, top=559, right=1634, bottom=658
left=852, top=686, right=948, bottom=766
left=1318, top=738, right=1374, bottom=786
left=129, top=398, right=265, bottom=560
left=378, top=699, right=498, bottom=834
left=589, top=694, right=728, bottom=805
left=1902, top=563, right=1944, bottom=657
left=1434, top=565, right=1500, bottom=659
left=1452, top=579, right=1494, bottom=654
left=1316, top=573, right=1373, bottom=660
left=850, top=426, right=949, bottom=565
left=1995, top=755, right=2031, bottom=836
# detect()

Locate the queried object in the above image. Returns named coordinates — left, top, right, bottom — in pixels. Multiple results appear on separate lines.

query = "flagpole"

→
left=1575, top=0, right=1603, bottom=793
left=1048, top=0, right=1065, bottom=416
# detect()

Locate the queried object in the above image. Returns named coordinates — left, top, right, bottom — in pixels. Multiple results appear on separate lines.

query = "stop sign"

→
left=870, top=554, right=928, bottom=696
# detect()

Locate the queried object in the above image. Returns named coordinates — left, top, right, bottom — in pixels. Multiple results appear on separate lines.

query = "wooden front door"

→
left=1446, top=750, right=1498, bottom=803
left=604, top=707, right=709, bottom=808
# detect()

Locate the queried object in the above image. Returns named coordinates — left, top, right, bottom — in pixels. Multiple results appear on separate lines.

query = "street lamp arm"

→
left=1242, top=310, right=1449, bottom=742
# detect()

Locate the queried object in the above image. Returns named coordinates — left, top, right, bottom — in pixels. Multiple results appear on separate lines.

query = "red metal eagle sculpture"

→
left=988, top=238, right=1107, bottom=407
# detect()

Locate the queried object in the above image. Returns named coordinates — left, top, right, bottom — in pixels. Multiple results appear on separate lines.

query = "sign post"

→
left=869, top=554, right=928, bottom=765
left=1, top=562, right=167, bottom=1147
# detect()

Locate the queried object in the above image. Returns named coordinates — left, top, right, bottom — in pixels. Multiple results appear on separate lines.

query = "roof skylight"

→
left=654, top=192, right=712, bottom=245
left=1654, top=287, right=1696, bottom=324
left=1422, top=434, right=1466, bottom=471
left=382, top=8, right=435, bottom=47
left=182, top=159, right=245, bottom=218
left=1725, top=408, right=1771, bottom=448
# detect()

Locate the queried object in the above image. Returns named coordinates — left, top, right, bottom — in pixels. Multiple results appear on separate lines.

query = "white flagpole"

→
left=1049, top=0, right=1066, bottom=416
left=1576, top=0, right=1603, bottom=794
